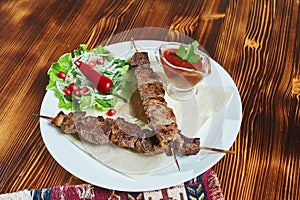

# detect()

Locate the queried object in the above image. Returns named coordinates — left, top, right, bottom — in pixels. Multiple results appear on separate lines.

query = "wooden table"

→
left=0, top=0, right=299, bottom=199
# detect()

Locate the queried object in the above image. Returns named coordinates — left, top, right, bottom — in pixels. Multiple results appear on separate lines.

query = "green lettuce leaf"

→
left=55, top=89, right=72, bottom=110
left=46, top=53, right=73, bottom=90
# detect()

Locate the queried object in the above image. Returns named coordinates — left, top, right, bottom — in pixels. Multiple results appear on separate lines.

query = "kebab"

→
left=131, top=51, right=179, bottom=153
left=39, top=111, right=233, bottom=156
left=43, top=111, right=201, bottom=156
left=129, top=41, right=190, bottom=168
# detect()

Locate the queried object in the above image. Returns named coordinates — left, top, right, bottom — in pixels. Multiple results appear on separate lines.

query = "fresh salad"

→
left=46, top=44, right=131, bottom=111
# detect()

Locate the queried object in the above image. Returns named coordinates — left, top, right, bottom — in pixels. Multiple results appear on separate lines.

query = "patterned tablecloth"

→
left=0, top=169, right=224, bottom=200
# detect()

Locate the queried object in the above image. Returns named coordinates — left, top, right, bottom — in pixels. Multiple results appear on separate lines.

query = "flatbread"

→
left=63, top=64, right=232, bottom=179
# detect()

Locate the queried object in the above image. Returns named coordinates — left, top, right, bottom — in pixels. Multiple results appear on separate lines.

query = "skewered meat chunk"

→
left=76, top=116, right=111, bottom=145
left=135, top=130, right=158, bottom=154
left=52, top=111, right=85, bottom=134
left=131, top=52, right=150, bottom=67
left=166, top=134, right=201, bottom=156
left=114, top=118, right=141, bottom=149
left=115, top=118, right=144, bottom=138
left=135, top=65, right=161, bottom=86
left=138, top=83, right=167, bottom=106
left=52, top=111, right=110, bottom=145
left=145, top=103, right=178, bottom=145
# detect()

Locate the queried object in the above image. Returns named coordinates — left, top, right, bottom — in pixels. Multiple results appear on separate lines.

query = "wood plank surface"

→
left=0, top=0, right=299, bottom=199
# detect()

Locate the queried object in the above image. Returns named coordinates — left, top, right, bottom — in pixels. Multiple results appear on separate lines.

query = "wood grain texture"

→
left=0, top=0, right=299, bottom=199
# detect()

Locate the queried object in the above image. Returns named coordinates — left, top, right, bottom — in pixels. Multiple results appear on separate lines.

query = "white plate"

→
left=40, top=40, right=242, bottom=191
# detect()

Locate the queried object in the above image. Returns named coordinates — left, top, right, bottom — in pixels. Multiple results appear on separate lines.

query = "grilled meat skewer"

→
left=130, top=48, right=182, bottom=170
left=51, top=111, right=201, bottom=156
left=131, top=52, right=179, bottom=151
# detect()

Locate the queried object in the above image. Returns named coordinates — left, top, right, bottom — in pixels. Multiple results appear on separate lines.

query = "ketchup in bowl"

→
left=162, top=48, right=209, bottom=89
left=158, top=43, right=211, bottom=89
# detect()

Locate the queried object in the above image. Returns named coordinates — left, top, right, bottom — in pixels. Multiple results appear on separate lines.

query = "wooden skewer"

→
left=131, top=37, right=139, bottom=52
left=171, top=147, right=181, bottom=171
left=33, top=114, right=54, bottom=120
left=200, top=146, right=235, bottom=154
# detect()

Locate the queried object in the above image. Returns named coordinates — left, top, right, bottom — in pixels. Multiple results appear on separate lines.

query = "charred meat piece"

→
left=131, top=52, right=150, bottom=67
left=106, top=118, right=119, bottom=143
left=135, top=65, right=161, bottom=86
left=138, top=83, right=165, bottom=98
left=114, top=118, right=141, bottom=149
left=145, top=102, right=178, bottom=147
left=51, top=111, right=85, bottom=134
left=117, top=132, right=138, bottom=149
left=75, top=116, right=111, bottom=145
left=166, top=134, right=201, bottom=156
left=135, top=130, right=154, bottom=153
left=51, top=111, right=67, bottom=128
left=97, top=116, right=112, bottom=137
left=116, top=118, right=144, bottom=138
left=145, top=103, right=177, bottom=126
left=138, top=83, right=166, bottom=106
left=51, top=111, right=110, bottom=145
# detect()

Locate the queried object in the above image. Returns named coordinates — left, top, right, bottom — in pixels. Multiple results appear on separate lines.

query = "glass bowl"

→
left=156, top=42, right=211, bottom=100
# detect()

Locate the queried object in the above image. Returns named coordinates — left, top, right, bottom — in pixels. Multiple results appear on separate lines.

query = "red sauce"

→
left=162, top=48, right=207, bottom=89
